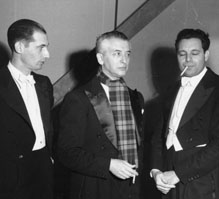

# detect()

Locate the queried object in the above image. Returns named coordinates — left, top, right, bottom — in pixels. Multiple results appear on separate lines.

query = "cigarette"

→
left=180, top=66, right=188, bottom=76
left=132, top=175, right=136, bottom=184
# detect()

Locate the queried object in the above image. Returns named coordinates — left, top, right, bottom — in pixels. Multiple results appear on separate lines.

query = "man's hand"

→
left=109, top=159, right=138, bottom=180
left=163, top=170, right=180, bottom=185
left=151, top=169, right=176, bottom=194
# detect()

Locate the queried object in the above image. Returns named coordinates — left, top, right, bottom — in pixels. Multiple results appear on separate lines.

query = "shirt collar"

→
left=8, top=62, right=35, bottom=87
left=181, top=67, right=207, bottom=87
left=8, top=61, right=22, bottom=82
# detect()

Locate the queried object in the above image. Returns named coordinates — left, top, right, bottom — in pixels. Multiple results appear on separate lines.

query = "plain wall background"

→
left=0, top=0, right=219, bottom=102
left=0, top=0, right=144, bottom=83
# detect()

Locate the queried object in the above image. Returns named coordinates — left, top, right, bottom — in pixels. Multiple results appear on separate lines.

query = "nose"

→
left=185, top=54, right=191, bottom=62
left=121, top=54, right=129, bottom=64
left=43, top=48, right=50, bottom=59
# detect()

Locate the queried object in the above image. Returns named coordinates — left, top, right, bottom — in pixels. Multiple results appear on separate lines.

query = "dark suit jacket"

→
left=0, top=66, right=54, bottom=199
left=151, top=68, right=219, bottom=199
left=57, top=76, right=144, bottom=199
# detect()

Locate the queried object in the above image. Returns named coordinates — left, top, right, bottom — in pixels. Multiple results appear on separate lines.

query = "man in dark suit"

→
left=0, top=19, right=54, bottom=199
left=57, top=31, right=144, bottom=199
left=151, top=28, right=219, bottom=199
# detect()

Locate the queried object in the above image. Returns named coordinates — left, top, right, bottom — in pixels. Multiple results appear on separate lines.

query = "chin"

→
left=119, top=71, right=127, bottom=76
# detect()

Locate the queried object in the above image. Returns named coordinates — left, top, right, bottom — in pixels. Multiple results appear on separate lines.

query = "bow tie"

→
left=18, top=74, right=36, bottom=85
left=181, top=76, right=192, bottom=87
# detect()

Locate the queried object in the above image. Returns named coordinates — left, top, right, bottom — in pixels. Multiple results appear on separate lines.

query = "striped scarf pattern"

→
left=98, top=71, right=138, bottom=167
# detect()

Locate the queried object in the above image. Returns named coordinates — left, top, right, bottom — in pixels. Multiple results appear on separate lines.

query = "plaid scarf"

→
left=98, top=71, right=138, bottom=167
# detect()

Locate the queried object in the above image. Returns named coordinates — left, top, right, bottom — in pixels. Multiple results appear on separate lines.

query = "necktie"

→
left=18, top=74, right=36, bottom=106
left=181, top=76, right=192, bottom=87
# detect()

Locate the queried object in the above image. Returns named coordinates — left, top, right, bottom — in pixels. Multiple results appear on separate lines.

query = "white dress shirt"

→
left=166, top=67, right=207, bottom=151
left=8, top=62, right=46, bottom=151
left=101, top=83, right=110, bottom=101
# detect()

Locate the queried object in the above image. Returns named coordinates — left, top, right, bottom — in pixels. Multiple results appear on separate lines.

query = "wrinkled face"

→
left=177, top=38, right=209, bottom=77
left=96, top=37, right=131, bottom=80
left=20, top=31, right=50, bottom=73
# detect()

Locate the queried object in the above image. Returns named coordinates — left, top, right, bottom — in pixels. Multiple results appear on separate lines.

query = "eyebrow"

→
left=178, top=49, right=200, bottom=53
left=113, top=49, right=131, bottom=53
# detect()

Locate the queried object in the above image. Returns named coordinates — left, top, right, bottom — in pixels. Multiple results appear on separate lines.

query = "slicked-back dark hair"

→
left=175, top=28, right=210, bottom=52
left=95, top=30, right=129, bottom=53
left=7, top=19, right=46, bottom=52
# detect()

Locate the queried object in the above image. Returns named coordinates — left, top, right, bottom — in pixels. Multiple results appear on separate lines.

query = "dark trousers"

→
left=15, top=147, right=54, bottom=199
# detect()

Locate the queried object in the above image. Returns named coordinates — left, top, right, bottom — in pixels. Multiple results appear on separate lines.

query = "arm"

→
left=148, top=96, right=175, bottom=193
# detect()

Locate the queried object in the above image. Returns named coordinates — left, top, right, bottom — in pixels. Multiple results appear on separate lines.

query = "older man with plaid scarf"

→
left=57, top=31, right=144, bottom=199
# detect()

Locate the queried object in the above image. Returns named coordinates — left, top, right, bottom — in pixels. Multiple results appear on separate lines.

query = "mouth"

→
left=39, top=61, right=45, bottom=65
left=119, top=67, right=127, bottom=71
left=180, top=66, right=189, bottom=76
left=184, top=63, right=194, bottom=67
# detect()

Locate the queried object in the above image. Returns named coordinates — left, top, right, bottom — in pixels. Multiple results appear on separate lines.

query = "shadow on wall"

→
left=52, top=48, right=100, bottom=199
left=0, top=41, right=10, bottom=68
left=150, top=46, right=179, bottom=96
left=67, top=48, right=100, bottom=88
left=141, top=47, right=179, bottom=199
left=53, top=48, right=99, bottom=148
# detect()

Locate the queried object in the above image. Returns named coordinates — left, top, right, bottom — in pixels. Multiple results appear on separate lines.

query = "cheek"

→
left=24, top=50, right=37, bottom=60
left=105, top=59, right=116, bottom=69
left=194, top=58, right=205, bottom=66
left=177, top=58, right=184, bottom=66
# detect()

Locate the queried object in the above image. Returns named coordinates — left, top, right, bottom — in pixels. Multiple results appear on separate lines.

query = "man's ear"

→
left=204, top=50, right=210, bottom=62
left=14, top=41, right=24, bottom=54
left=96, top=53, right=104, bottom=65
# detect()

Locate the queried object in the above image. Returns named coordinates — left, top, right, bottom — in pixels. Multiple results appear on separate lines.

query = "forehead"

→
left=101, top=37, right=130, bottom=52
left=178, top=38, right=202, bottom=51
left=30, top=31, right=49, bottom=45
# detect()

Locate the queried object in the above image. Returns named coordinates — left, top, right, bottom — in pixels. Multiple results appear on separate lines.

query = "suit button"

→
left=18, top=155, right=24, bottom=159
left=97, top=134, right=101, bottom=138
left=101, top=145, right=105, bottom=150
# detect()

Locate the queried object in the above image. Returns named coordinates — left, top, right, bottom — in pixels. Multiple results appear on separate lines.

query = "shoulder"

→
left=32, top=72, right=51, bottom=85
left=62, top=84, right=89, bottom=106
left=32, top=72, right=53, bottom=92
left=32, top=72, right=53, bottom=103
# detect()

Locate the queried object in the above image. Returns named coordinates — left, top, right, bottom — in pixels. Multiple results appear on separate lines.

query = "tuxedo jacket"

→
left=57, top=76, right=144, bottom=199
left=151, top=68, right=219, bottom=199
left=0, top=66, right=54, bottom=198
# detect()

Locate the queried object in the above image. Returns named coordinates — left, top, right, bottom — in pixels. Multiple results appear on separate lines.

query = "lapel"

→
left=128, top=88, right=144, bottom=144
left=32, top=73, right=51, bottom=136
left=178, top=69, right=215, bottom=129
left=0, top=67, right=51, bottom=137
left=83, top=77, right=118, bottom=149
left=0, top=67, right=32, bottom=127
